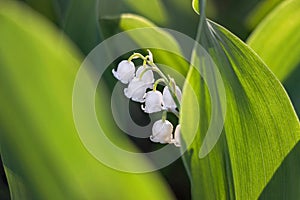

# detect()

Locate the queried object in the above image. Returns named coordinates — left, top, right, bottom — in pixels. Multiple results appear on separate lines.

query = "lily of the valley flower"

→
left=172, top=124, right=181, bottom=147
left=162, top=86, right=182, bottom=110
left=135, top=66, right=154, bottom=84
left=112, top=60, right=135, bottom=84
left=112, top=51, right=182, bottom=148
left=124, top=77, right=152, bottom=103
left=142, top=91, right=163, bottom=113
left=150, top=119, right=173, bottom=144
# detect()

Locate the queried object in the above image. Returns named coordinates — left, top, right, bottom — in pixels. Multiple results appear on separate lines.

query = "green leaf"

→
left=59, top=0, right=102, bottom=54
left=246, top=0, right=300, bottom=199
left=180, top=17, right=300, bottom=200
left=98, top=0, right=169, bottom=25
left=247, top=0, right=300, bottom=82
left=245, top=0, right=282, bottom=30
left=22, top=0, right=57, bottom=23
left=101, top=13, right=190, bottom=76
left=120, top=14, right=190, bottom=75
left=99, top=0, right=198, bottom=38
left=247, top=0, right=300, bottom=116
left=258, top=142, right=300, bottom=199
left=18, top=0, right=102, bottom=54
left=123, top=0, right=168, bottom=25
left=192, top=0, right=200, bottom=14
left=0, top=1, right=173, bottom=199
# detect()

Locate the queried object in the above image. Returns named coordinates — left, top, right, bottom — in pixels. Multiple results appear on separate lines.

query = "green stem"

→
left=169, top=89, right=181, bottom=111
left=128, top=53, right=147, bottom=61
left=162, top=110, right=167, bottom=122
left=171, top=110, right=179, bottom=118
left=153, top=78, right=166, bottom=91
left=195, top=0, right=206, bottom=43
left=147, top=62, right=181, bottom=110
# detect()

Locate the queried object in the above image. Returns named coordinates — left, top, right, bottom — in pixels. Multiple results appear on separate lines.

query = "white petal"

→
left=131, top=86, right=148, bottom=103
left=175, top=86, right=182, bottom=102
left=124, top=78, right=152, bottom=103
left=112, top=69, right=120, bottom=80
left=142, top=91, right=163, bottom=113
left=162, top=86, right=176, bottom=109
left=173, top=124, right=181, bottom=147
left=113, top=60, right=135, bottom=84
left=162, top=86, right=182, bottom=110
left=150, top=120, right=173, bottom=144
left=136, top=66, right=154, bottom=84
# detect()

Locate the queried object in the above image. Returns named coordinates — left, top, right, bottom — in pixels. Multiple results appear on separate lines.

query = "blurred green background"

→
left=0, top=0, right=296, bottom=199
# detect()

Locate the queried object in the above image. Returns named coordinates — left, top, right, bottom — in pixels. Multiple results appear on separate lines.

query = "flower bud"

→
left=135, top=66, right=154, bottom=84
left=150, top=120, right=173, bottom=144
left=147, top=49, right=153, bottom=62
left=172, top=124, right=181, bottom=147
left=124, top=78, right=152, bottom=103
left=112, top=60, right=135, bottom=84
left=162, top=86, right=182, bottom=110
left=142, top=91, right=163, bottom=113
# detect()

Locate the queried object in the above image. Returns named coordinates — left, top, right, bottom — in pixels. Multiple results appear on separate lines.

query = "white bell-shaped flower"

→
left=172, top=124, right=181, bottom=147
left=112, top=60, right=135, bottom=84
left=162, top=86, right=182, bottom=110
left=150, top=119, right=173, bottom=144
left=135, top=66, right=154, bottom=84
left=142, top=91, right=163, bottom=113
left=124, top=77, right=152, bottom=103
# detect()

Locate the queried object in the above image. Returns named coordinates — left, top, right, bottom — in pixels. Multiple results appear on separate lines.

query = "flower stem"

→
left=153, top=78, right=166, bottom=91
left=162, top=110, right=167, bottom=122
left=147, top=61, right=181, bottom=110
left=128, top=53, right=147, bottom=61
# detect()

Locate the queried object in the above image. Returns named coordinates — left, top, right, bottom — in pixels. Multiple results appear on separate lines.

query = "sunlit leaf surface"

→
left=247, top=0, right=300, bottom=199
left=247, top=0, right=300, bottom=116
left=181, top=8, right=300, bottom=200
left=245, top=0, right=282, bottom=30
left=117, top=14, right=190, bottom=76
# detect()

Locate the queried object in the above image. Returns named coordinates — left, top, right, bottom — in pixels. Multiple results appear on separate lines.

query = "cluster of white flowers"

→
left=112, top=50, right=182, bottom=147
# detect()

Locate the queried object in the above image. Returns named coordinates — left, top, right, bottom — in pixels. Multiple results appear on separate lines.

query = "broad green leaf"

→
left=181, top=12, right=300, bottom=200
left=245, top=0, right=282, bottom=30
left=21, top=0, right=57, bottom=23
left=123, top=0, right=168, bottom=25
left=119, top=14, right=190, bottom=75
left=246, top=0, right=300, bottom=199
left=258, top=142, right=300, bottom=199
left=98, top=0, right=168, bottom=25
left=247, top=0, right=300, bottom=116
left=17, top=0, right=102, bottom=54
left=247, top=0, right=300, bottom=82
left=0, top=1, right=173, bottom=199
left=58, top=0, right=102, bottom=54
left=101, top=13, right=190, bottom=76
left=99, top=0, right=199, bottom=39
